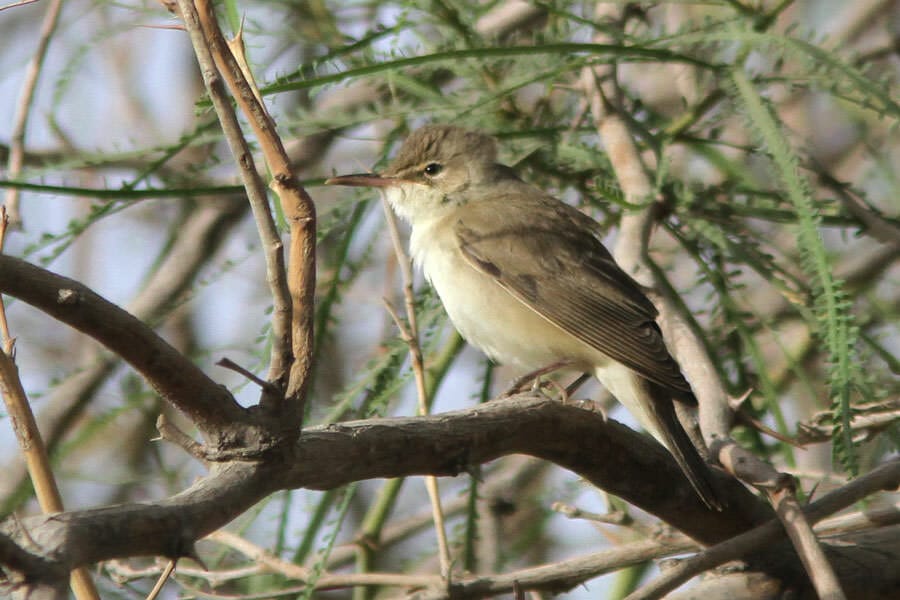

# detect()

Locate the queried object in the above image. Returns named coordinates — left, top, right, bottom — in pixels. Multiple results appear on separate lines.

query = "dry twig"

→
left=627, top=459, right=900, bottom=600
left=381, top=196, right=453, bottom=579
left=0, top=215, right=99, bottom=600
left=3, top=0, right=63, bottom=227
left=171, top=0, right=294, bottom=411
left=194, top=0, right=316, bottom=414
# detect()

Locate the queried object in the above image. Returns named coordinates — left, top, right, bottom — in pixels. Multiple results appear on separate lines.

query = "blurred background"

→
left=1, top=0, right=898, bottom=598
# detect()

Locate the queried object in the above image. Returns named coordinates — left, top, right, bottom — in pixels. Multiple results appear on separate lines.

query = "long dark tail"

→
left=641, top=377, right=723, bottom=511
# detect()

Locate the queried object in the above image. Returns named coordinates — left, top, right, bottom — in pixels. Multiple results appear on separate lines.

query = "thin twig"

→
left=0, top=207, right=10, bottom=343
left=717, top=440, right=847, bottom=598
left=0, top=357, right=63, bottom=513
left=105, top=560, right=260, bottom=588
left=815, top=163, right=900, bottom=250
left=714, top=437, right=848, bottom=597
left=146, top=559, right=177, bottom=600
left=178, top=571, right=439, bottom=598
left=173, top=0, right=294, bottom=408
left=381, top=197, right=453, bottom=580
left=194, top=0, right=316, bottom=417
left=552, top=501, right=659, bottom=538
left=0, top=219, right=99, bottom=600
left=815, top=501, right=900, bottom=536
left=4, top=0, right=64, bottom=228
left=415, top=537, right=699, bottom=600
left=207, top=529, right=439, bottom=589
left=625, top=459, right=900, bottom=600
left=216, top=357, right=279, bottom=393
left=155, top=414, right=208, bottom=462
left=797, top=400, right=900, bottom=445
left=193, top=528, right=696, bottom=598
left=769, top=485, right=847, bottom=600
left=0, top=0, right=41, bottom=11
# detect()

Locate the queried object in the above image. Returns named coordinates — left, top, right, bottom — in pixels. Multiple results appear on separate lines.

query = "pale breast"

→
left=410, top=219, right=595, bottom=370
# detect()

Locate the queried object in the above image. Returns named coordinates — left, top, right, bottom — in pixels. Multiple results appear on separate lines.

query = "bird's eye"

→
left=423, top=162, right=443, bottom=177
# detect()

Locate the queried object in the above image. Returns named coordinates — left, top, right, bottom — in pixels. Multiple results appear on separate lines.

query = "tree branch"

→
left=172, top=0, right=295, bottom=410
left=2, top=398, right=896, bottom=597
left=0, top=255, right=247, bottom=437
left=286, top=396, right=768, bottom=543
left=0, top=199, right=246, bottom=512
left=628, top=458, right=900, bottom=599
left=192, top=0, right=316, bottom=423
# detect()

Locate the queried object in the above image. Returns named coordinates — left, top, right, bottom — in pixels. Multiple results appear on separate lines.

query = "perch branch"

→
left=1, top=399, right=896, bottom=596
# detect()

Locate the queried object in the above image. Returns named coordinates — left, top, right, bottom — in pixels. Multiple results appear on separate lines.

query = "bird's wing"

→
left=454, top=194, right=693, bottom=397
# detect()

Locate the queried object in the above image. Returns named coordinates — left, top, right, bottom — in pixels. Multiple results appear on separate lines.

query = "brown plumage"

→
left=328, top=125, right=722, bottom=509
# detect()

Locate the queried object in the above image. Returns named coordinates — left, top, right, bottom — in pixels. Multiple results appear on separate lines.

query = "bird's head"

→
left=327, top=125, right=500, bottom=225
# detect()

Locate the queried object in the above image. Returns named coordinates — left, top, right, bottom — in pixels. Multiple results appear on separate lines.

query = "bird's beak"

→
left=325, top=173, right=398, bottom=188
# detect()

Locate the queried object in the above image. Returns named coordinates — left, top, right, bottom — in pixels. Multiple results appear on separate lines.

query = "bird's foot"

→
left=500, top=360, right=575, bottom=398
left=540, top=378, right=570, bottom=402
left=531, top=372, right=593, bottom=405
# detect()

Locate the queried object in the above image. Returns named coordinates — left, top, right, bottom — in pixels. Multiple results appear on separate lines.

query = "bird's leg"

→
left=542, top=372, right=593, bottom=404
left=542, top=378, right=569, bottom=402
left=501, top=360, right=576, bottom=397
left=564, top=372, right=592, bottom=398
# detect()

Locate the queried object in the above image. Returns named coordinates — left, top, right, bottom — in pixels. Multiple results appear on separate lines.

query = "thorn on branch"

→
left=730, top=389, right=805, bottom=448
left=216, top=357, right=280, bottom=394
left=183, top=547, right=208, bottom=571
left=155, top=414, right=209, bottom=463
left=381, top=297, right=414, bottom=343
left=155, top=414, right=277, bottom=463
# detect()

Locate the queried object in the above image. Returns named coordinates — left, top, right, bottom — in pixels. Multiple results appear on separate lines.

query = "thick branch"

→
left=287, top=395, right=769, bottom=544
left=1, top=462, right=272, bottom=574
left=2, top=397, right=755, bottom=591
left=0, top=255, right=246, bottom=436
left=0, top=199, right=247, bottom=512
left=3, top=397, right=896, bottom=596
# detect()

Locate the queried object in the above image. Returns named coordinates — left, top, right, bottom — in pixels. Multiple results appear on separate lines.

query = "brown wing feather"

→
left=455, top=191, right=693, bottom=397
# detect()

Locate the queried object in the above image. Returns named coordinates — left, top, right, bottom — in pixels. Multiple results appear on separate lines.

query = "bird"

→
left=327, top=124, right=721, bottom=509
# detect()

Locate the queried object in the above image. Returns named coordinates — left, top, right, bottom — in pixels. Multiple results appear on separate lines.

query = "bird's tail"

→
left=596, top=365, right=723, bottom=510
left=649, top=383, right=722, bottom=510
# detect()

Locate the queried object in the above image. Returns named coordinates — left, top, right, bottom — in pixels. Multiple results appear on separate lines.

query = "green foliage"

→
left=730, top=68, right=868, bottom=473
left=299, top=482, right=359, bottom=600
left=2, top=1, right=898, bottom=597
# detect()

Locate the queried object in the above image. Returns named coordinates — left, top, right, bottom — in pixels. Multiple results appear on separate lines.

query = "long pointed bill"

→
left=325, top=173, right=399, bottom=188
